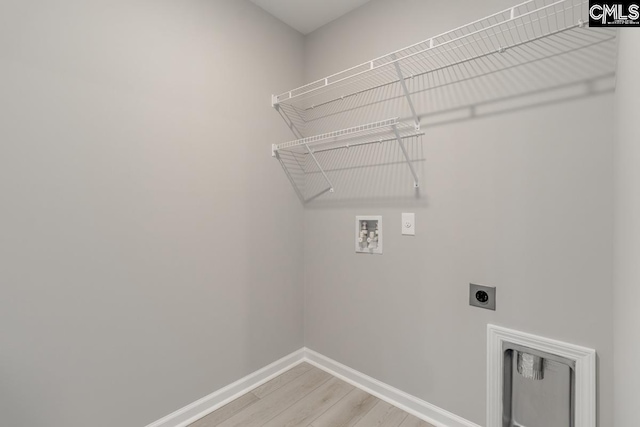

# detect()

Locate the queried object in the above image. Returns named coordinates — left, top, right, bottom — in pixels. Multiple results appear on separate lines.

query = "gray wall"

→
left=0, top=1, right=304, bottom=426
left=303, top=0, right=614, bottom=425
left=613, top=29, right=640, bottom=427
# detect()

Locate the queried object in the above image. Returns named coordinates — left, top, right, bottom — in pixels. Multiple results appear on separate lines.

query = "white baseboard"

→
left=146, top=347, right=480, bottom=427
left=303, top=348, right=481, bottom=427
left=145, top=348, right=305, bottom=427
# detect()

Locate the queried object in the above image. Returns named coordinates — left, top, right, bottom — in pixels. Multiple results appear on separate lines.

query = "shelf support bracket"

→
left=275, top=104, right=305, bottom=141
left=392, top=125, right=419, bottom=188
left=274, top=150, right=306, bottom=203
left=304, top=143, right=334, bottom=194
left=392, top=59, right=420, bottom=130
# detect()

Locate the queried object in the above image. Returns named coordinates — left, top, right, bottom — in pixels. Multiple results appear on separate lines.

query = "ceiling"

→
left=250, top=0, right=372, bottom=35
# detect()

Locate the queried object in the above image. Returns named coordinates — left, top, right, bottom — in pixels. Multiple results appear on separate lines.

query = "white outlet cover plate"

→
left=402, top=213, right=415, bottom=235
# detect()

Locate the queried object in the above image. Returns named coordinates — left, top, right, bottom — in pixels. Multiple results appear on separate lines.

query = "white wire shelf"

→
left=273, top=119, right=423, bottom=201
left=272, top=0, right=607, bottom=116
left=272, top=118, right=422, bottom=154
left=270, top=0, right=616, bottom=202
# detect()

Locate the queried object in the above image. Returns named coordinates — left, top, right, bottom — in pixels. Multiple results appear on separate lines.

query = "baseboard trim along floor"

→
left=145, top=349, right=306, bottom=427
left=146, top=348, right=481, bottom=427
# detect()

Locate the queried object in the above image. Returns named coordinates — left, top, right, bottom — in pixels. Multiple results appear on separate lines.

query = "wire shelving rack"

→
left=271, top=0, right=616, bottom=202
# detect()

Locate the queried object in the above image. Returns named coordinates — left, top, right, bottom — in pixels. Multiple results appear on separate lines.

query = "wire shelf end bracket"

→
left=392, top=124, right=419, bottom=188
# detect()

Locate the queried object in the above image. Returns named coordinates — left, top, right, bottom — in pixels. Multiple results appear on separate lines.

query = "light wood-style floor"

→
left=189, top=362, right=435, bottom=427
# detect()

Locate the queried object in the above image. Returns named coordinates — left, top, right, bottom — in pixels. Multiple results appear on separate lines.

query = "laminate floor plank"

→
left=398, top=413, right=437, bottom=427
left=216, top=368, right=331, bottom=427
left=309, top=388, right=379, bottom=427
left=352, top=400, right=408, bottom=427
left=252, top=362, right=314, bottom=399
left=189, top=393, right=259, bottom=427
left=188, top=364, right=441, bottom=427
left=263, top=377, right=354, bottom=427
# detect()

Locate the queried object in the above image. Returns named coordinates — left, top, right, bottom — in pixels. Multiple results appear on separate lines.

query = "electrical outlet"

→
left=402, top=213, right=415, bottom=235
left=469, top=283, right=496, bottom=310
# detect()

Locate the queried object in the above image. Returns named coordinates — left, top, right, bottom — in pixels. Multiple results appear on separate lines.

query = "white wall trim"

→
left=303, top=348, right=481, bottom=427
left=146, top=347, right=481, bottom=427
left=145, top=348, right=306, bottom=427
left=486, top=324, right=597, bottom=427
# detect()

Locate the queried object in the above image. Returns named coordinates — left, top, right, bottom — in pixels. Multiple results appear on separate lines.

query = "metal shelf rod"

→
left=274, top=118, right=400, bottom=152
left=393, top=125, right=419, bottom=188
left=393, top=58, right=420, bottom=130
left=304, top=142, right=334, bottom=193
left=303, top=131, right=424, bottom=155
